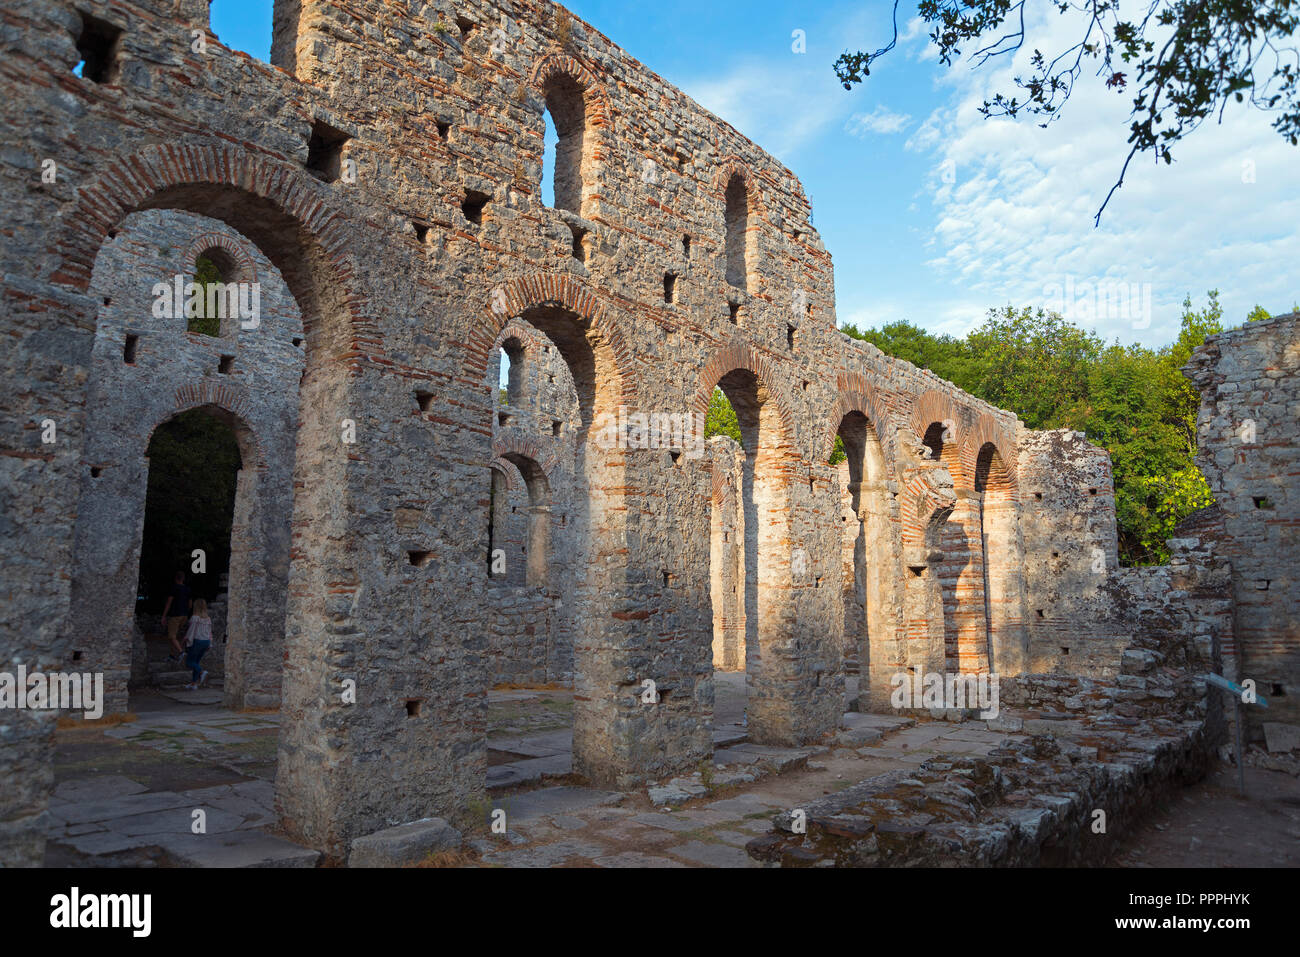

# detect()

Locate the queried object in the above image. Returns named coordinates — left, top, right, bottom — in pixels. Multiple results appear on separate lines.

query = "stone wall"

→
left=1185, top=312, right=1299, bottom=738
left=67, top=208, right=303, bottom=714
left=0, top=0, right=1245, bottom=863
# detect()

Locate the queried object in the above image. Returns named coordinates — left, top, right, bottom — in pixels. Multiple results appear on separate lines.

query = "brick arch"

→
left=147, top=382, right=267, bottom=471
left=492, top=431, right=560, bottom=481
left=691, top=340, right=797, bottom=449
left=49, top=141, right=367, bottom=360
left=488, top=456, right=520, bottom=493
left=465, top=273, right=639, bottom=410
left=964, top=414, right=1018, bottom=496
left=907, top=388, right=971, bottom=484
left=530, top=53, right=613, bottom=135
left=714, top=157, right=767, bottom=217
left=182, top=230, right=259, bottom=285
left=822, top=375, right=897, bottom=468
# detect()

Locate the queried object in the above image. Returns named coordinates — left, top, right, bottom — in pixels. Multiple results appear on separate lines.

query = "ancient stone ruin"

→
left=1, top=0, right=1295, bottom=866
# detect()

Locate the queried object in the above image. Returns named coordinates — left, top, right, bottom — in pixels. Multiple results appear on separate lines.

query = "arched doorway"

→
left=832, top=410, right=895, bottom=707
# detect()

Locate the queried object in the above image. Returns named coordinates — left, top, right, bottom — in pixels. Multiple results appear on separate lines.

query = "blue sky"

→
left=212, top=1, right=1299, bottom=349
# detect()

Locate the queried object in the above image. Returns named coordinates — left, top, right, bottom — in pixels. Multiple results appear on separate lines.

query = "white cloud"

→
left=904, top=4, right=1300, bottom=344
left=846, top=105, right=912, bottom=137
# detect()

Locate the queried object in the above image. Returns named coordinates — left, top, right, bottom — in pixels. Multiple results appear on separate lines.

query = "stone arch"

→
left=691, top=340, right=797, bottom=449
left=695, top=340, right=809, bottom=744
left=963, top=413, right=1018, bottom=498
left=48, top=141, right=378, bottom=852
left=488, top=456, right=520, bottom=492
left=49, top=141, right=367, bottom=361
left=908, top=388, right=966, bottom=477
left=492, top=430, right=560, bottom=480
left=827, top=382, right=903, bottom=705
left=716, top=160, right=764, bottom=293
left=530, top=53, right=613, bottom=133
left=531, top=53, right=611, bottom=216
left=974, top=438, right=1025, bottom=673
left=466, top=273, right=639, bottom=415
left=182, top=230, right=259, bottom=286
left=822, top=376, right=898, bottom=471
left=713, top=158, right=767, bottom=218
left=160, top=381, right=266, bottom=470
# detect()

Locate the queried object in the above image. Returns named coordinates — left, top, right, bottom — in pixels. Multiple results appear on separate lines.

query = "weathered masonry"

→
left=0, top=0, right=1293, bottom=865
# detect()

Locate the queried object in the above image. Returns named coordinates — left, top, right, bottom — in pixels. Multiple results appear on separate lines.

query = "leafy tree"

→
left=842, top=291, right=1242, bottom=564
left=189, top=255, right=223, bottom=337
left=963, top=306, right=1104, bottom=429
left=705, top=387, right=743, bottom=446
left=836, top=1, right=1300, bottom=223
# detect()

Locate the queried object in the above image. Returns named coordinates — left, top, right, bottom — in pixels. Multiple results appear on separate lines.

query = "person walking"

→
left=162, top=569, right=192, bottom=662
left=182, top=598, right=213, bottom=690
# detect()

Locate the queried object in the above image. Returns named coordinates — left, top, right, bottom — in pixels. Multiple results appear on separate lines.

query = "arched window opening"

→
left=922, top=421, right=947, bottom=462
left=190, top=247, right=238, bottom=337
left=499, top=338, right=526, bottom=408
left=542, top=74, right=589, bottom=215
left=503, top=453, right=551, bottom=589
left=975, top=443, right=1016, bottom=673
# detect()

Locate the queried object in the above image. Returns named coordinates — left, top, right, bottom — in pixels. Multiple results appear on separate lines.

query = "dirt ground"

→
left=1107, top=762, right=1300, bottom=867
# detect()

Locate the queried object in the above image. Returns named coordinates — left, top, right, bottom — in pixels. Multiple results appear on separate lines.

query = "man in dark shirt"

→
left=162, top=570, right=191, bottom=660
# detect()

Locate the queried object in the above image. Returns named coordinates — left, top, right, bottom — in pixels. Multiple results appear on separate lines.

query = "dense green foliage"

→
left=843, top=292, right=1284, bottom=565
left=137, top=409, right=241, bottom=610
left=188, top=255, right=222, bottom=337
left=704, top=386, right=743, bottom=446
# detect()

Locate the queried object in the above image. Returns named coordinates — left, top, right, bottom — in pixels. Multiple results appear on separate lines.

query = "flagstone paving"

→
left=53, top=679, right=1202, bottom=868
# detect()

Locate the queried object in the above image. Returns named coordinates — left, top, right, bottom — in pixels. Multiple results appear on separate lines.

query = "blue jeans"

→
left=185, top=639, right=211, bottom=683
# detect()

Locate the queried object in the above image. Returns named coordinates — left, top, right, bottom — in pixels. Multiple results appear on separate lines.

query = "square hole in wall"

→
left=549, top=420, right=561, bottom=436
left=407, top=550, right=433, bottom=567
left=72, top=650, right=83, bottom=661
left=1256, top=579, right=1271, bottom=590
left=416, top=390, right=434, bottom=412
left=405, top=699, right=422, bottom=717
left=802, top=380, right=809, bottom=391
left=669, top=449, right=682, bottom=466
left=1271, top=683, right=1285, bottom=697
left=728, top=301, right=740, bottom=324
left=456, top=16, right=476, bottom=37
left=1036, top=609, right=1045, bottom=618
left=462, top=190, right=490, bottom=225
left=218, top=355, right=235, bottom=374
left=663, top=272, right=677, bottom=304
left=412, top=220, right=429, bottom=244
left=436, top=120, right=450, bottom=141
left=1060, top=646, right=1070, bottom=656
left=682, top=234, right=691, bottom=259
left=306, top=119, right=350, bottom=183
left=787, top=324, right=797, bottom=351
left=90, top=467, right=102, bottom=478
left=814, top=576, right=822, bottom=588
left=1051, top=551, right=1059, bottom=558
left=293, top=337, right=303, bottom=348
left=1034, top=492, right=1043, bottom=501
left=908, top=565, right=926, bottom=577
left=74, top=12, right=122, bottom=84
left=123, top=334, right=138, bottom=364
left=1253, top=496, right=1275, bottom=509
left=569, top=224, right=587, bottom=262
left=1088, top=487, right=1098, bottom=496
left=498, top=411, right=511, bottom=427
left=661, top=570, right=671, bottom=587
